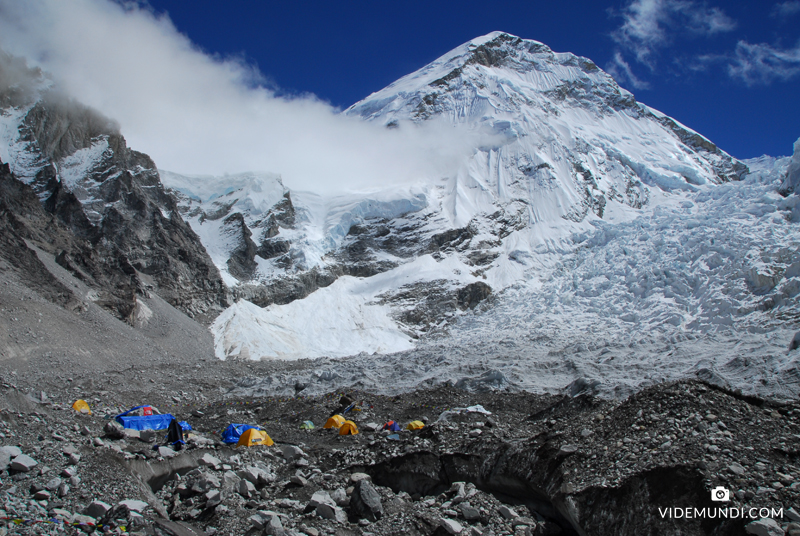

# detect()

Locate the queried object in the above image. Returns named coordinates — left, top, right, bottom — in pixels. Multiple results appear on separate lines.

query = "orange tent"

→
left=339, top=420, right=359, bottom=435
left=71, top=399, right=92, bottom=415
left=324, top=415, right=345, bottom=429
left=406, top=420, right=425, bottom=431
left=237, top=428, right=274, bottom=447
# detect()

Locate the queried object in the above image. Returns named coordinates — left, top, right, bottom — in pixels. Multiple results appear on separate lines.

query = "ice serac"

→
left=779, top=137, right=800, bottom=196
left=0, top=52, right=228, bottom=322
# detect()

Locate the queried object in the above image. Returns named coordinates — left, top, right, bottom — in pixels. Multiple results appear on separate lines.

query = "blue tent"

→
left=382, top=420, right=401, bottom=432
left=115, top=405, right=191, bottom=432
left=222, top=423, right=262, bottom=444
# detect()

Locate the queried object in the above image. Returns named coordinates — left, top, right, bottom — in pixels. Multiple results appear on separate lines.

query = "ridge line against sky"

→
left=0, top=0, right=798, bottom=168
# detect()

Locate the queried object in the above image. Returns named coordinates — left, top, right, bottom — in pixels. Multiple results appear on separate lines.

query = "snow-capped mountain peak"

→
left=165, top=33, right=766, bottom=364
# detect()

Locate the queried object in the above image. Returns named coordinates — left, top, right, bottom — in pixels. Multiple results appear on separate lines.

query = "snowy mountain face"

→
left=174, top=33, right=788, bottom=364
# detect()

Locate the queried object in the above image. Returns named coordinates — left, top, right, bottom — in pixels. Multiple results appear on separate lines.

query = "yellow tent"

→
left=237, top=428, right=274, bottom=447
left=339, top=420, right=359, bottom=435
left=406, top=420, right=425, bottom=431
left=324, top=415, right=345, bottom=429
left=71, top=399, right=91, bottom=415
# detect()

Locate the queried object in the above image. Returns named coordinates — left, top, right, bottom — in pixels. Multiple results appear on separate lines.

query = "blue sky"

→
left=146, top=0, right=800, bottom=160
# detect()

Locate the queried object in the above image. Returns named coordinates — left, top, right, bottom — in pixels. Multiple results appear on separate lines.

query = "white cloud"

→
left=771, top=1, right=800, bottom=18
left=605, top=52, right=651, bottom=89
left=612, top=0, right=736, bottom=68
left=0, top=0, right=482, bottom=195
left=727, top=40, right=800, bottom=85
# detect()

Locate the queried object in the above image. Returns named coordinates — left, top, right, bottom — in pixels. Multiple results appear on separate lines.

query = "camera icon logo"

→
left=711, top=486, right=730, bottom=502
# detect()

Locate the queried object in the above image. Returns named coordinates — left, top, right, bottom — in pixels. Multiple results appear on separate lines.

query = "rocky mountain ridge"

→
left=0, top=52, right=228, bottom=325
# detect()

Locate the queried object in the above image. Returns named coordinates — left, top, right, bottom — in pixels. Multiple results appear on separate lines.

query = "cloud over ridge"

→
left=0, top=0, right=478, bottom=194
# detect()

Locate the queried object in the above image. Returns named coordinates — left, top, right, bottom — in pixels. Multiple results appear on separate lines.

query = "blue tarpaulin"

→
left=222, top=423, right=261, bottom=444
left=115, top=405, right=191, bottom=432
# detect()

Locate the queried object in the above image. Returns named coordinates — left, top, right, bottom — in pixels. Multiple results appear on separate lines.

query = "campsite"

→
left=0, top=378, right=799, bottom=535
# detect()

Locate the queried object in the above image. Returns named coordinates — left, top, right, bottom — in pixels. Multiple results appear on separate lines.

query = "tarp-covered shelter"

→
left=300, top=421, right=315, bottom=430
left=116, top=405, right=190, bottom=432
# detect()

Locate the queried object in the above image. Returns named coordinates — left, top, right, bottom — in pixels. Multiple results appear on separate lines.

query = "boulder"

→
left=251, top=511, right=285, bottom=535
left=10, top=454, right=38, bottom=472
left=498, top=505, right=519, bottom=520
left=157, top=446, right=177, bottom=458
left=199, top=453, right=221, bottom=469
left=205, top=489, right=222, bottom=508
left=119, top=499, right=148, bottom=512
left=238, top=479, right=256, bottom=498
left=0, top=446, right=21, bottom=469
left=307, top=490, right=346, bottom=521
left=280, top=445, right=305, bottom=462
left=139, top=429, right=157, bottom=443
left=84, top=500, right=112, bottom=519
left=745, top=517, right=783, bottom=536
left=440, top=518, right=463, bottom=535
left=104, top=420, right=125, bottom=439
left=349, top=479, right=383, bottom=522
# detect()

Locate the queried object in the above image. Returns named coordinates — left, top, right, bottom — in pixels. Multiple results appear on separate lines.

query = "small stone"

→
left=33, top=490, right=50, bottom=500
left=557, top=444, right=578, bottom=457
left=787, top=508, right=800, bottom=522
left=729, top=463, right=745, bottom=475
left=92, top=438, right=104, bottom=447
left=498, top=505, right=519, bottom=520
left=290, top=475, right=308, bottom=487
